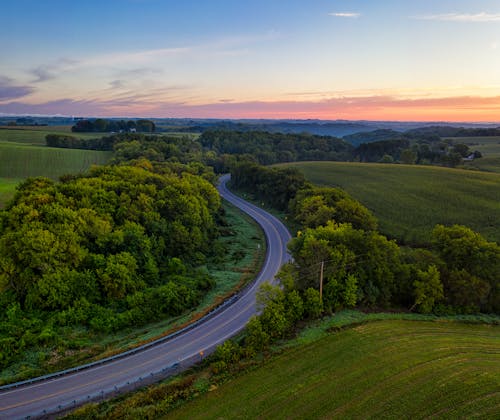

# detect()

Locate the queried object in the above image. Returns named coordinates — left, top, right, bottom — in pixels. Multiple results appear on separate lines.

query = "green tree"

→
left=411, top=265, right=443, bottom=313
left=303, top=287, right=323, bottom=318
left=400, top=148, right=417, bottom=164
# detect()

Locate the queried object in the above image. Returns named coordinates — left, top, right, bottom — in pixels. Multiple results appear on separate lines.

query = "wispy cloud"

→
left=109, top=80, right=126, bottom=89
left=329, top=12, right=360, bottom=18
left=30, top=66, right=57, bottom=83
left=0, top=76, right=35, bottom=101
left=414, top=12, right=500, bottom=22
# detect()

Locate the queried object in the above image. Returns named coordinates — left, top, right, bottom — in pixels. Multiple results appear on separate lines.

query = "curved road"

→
left=0, top=174, right=291, bottom=419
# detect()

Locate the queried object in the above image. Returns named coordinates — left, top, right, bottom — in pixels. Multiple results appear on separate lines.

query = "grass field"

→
left=282, top=161, right=500, bottom=244
left=0, top=141, right=111, bottom=179
left=446, top=136, right=500, bottom=158
left=170, top=320, right=500, bottom=419
left=0, top=126, right=104, bottom=145
left=465, top=156, right=500, bottom=173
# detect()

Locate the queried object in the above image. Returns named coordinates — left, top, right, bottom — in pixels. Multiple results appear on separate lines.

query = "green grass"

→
left=0, top=142, right=112, bottom=179
left=281, top=161, right=500, bottom=244
left=170, top=319, right=500, bottom=419
left=0, top=126, right=104, bottom=145
left=465, top=156, right=500, bottom=173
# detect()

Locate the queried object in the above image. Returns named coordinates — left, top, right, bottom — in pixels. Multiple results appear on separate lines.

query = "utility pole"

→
left=319, top=261, right=324, bottom=302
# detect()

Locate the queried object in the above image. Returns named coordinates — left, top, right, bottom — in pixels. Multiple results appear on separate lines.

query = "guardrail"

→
left=27, top=349, right=217, bottom=419
left=0, top=293, right=240, bottom=393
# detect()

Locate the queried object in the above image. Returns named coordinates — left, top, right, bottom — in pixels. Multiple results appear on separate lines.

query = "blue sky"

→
left=2, top=0, right=500, bottom=120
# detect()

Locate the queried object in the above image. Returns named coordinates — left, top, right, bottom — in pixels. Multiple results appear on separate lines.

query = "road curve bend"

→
left=0, top=174, right=291, bottom=419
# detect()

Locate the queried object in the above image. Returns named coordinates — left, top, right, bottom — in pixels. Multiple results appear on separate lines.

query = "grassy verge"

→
left=0, top=200, right=265, bottom=385
left=280, top=161, right=500, bottom=244
left=65, top=312, right=500, bottom=419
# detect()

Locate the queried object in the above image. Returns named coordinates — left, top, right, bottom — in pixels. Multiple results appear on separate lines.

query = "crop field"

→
left=170, top=320, right=500, bottom=419
left=282, top=161, right=500, bottom=244
left=0, top=127, right=103, bottom=145
left=0, top=141, right=111, bottom=179
left=447, top=136, right=500, bottom=158
left=465, top=156, right=500, bottom=173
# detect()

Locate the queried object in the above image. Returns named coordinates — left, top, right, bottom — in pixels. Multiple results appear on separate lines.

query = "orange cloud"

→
left=2, top=94, right=500, bottom=122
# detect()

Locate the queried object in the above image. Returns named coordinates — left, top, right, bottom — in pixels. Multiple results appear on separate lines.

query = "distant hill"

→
left=343, top=129, right=402, bottom=146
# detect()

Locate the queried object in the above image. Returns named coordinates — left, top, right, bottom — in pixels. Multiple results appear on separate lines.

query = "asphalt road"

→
left=0, top=174, right=291, bottom=419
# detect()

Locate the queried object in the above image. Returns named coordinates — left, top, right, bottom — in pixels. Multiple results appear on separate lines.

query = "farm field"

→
left=447, top=136, right=500, bottom=158
left=0, top=141, right=112, bottom=179
left=282, top=161, right=500, bottom=244
left=170, top=320, right=500, bottom=419
left=465, top=156, right=500, bottom=173
left=0, top=126, right=104, bottom=145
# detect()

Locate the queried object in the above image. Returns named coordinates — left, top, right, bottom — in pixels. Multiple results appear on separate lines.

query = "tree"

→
left=452, top=143, right=470, bottom=158
left=400, top=148, right=417, bottom=164
left=411, top=265, right=443, bottom=313
left=378, top=154, right=394, bottom=163
left=432, top=225, right=499, bottom=312
left=303, top=287, right=323, bottom=318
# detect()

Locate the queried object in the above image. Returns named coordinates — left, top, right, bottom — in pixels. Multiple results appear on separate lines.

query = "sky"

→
left=1, top=0, right=500, bottom=121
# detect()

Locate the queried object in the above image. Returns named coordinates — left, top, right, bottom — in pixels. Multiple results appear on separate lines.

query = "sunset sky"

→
left=2, top=0, right=500, bottom=121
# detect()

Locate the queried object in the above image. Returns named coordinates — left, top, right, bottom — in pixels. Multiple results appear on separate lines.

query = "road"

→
left=0, top=174, right=291, bottom=419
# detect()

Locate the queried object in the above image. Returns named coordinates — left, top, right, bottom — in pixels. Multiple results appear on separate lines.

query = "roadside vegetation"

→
left=0, top=197, right=264, bottom=385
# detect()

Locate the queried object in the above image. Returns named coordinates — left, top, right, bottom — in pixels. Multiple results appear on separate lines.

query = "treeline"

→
left=46, top=134, right=116, bottom=150
left=48, top=127, right=486, bottom=171
left=230, top=163, right=499, bottom=316
left=0, top=164, right=221, bottom=369
left=199, top=129, right=354, bottom=165
left=406, top=125, right=500, bottom=138
left=353, top=137, right=480, bottom=166
left=71, top=119, right=156, bottom=133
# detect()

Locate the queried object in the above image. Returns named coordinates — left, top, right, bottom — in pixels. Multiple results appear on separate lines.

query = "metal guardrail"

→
left=0, top=293, right=240, bottom=393
left=27, top=349, right=215, bottom=419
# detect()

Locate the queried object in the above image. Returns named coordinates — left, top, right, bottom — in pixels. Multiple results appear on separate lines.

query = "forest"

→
left=71, top=119, right=156, bottom=133
left=0, top=163, right=221, bottom=369
left=48, top=128, right=483, bottom=170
